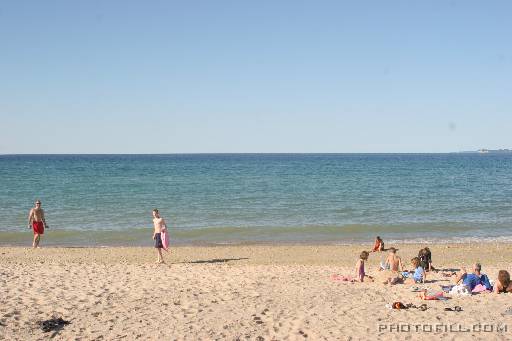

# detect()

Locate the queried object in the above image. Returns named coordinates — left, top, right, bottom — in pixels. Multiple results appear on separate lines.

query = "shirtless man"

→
left=28, top=200, right=48, bottom=248
left=384, top=247, right=403, bottom=272
left=152, top=209, right=168, bottom=264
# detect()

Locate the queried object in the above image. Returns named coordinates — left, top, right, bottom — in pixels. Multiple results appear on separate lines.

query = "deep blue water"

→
left=1, top=154, right=511, bottom=245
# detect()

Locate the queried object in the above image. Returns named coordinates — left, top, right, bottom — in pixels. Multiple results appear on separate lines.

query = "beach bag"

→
left=161, top=229, right=170, bottom=250
left=449, top=284, right=471, bottom=296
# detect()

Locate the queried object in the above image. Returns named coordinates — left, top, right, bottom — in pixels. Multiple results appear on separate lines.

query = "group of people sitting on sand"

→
left=346, top=236, right=512, bottom=294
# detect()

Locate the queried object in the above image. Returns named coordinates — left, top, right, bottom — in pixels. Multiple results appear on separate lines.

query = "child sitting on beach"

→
left=402, top=257, right=425, bottom=284
left=371, top=236, right=384, bottom=252
left=355, top=251, right=373, bottom=282
left=381, top=247, right=403, bottom=272
left=418, top=247, right=434, bottom=272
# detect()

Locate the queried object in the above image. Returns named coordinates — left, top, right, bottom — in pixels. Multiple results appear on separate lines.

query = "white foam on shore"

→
left=386, top=235, right=512, bottom=245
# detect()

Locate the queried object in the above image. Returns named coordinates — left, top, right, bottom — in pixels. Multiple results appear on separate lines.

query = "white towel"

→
left=449, top=284, right=471, bottom=296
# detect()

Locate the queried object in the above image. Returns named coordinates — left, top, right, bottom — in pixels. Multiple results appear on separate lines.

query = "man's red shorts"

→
left=32, top=221, right=44, bottom=235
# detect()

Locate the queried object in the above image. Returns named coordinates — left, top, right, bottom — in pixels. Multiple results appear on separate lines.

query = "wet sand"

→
left=1, top=243, right=511, bottom=340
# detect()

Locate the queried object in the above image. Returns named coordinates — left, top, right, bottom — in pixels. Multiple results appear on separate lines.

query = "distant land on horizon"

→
left=458, top=149, right=512, bottom=154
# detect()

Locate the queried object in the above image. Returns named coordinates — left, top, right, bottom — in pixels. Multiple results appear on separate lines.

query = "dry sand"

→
left=1, top=243, right=512, bottom=340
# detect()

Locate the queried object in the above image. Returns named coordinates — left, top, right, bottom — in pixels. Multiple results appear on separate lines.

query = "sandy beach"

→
left=1, top=243, right=512, bottom=340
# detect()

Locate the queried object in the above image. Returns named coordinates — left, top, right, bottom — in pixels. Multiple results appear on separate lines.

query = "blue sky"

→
left=1, top=1, right=511, bottom=153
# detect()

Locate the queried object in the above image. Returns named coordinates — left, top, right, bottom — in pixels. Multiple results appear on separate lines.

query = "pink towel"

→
left=422, top=292, right=445, bottom=300
left=331, top=274, right=355, bottom=282
left=161, top=229, right=170, bottom=250
left=472, top=284, right=489, bottom=293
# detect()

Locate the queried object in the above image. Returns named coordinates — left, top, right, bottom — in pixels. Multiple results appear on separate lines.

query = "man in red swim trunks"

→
left=28, top=200, right=48, bottom=248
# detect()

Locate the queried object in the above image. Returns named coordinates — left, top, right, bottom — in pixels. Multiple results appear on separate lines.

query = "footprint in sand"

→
left=252, top=315, right=264, bottom=325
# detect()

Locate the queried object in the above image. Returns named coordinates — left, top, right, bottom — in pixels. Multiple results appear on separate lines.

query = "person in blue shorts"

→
left=152, top=208, right=168, bottom=264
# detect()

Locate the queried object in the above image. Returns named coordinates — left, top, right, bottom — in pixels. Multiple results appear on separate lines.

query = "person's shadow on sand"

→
left=178, top=257, right=249, bottom=264
left=436, top=268, right=461, bottom=273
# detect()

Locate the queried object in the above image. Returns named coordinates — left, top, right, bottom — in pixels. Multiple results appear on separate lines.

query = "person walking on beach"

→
left=355, top=251, right=373, bottom=282
left=152, top=209, right=168, bottom=264
left=28, top=200, right=48, bottom=248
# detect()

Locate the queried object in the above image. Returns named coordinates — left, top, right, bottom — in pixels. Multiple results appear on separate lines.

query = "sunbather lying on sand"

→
left=494, top=270, right=512, bottom=294
left=453, top=263, right=492, bottom=291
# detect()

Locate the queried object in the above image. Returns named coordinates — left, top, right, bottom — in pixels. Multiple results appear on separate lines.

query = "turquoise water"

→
left=1, top=154, right=511, bottom=246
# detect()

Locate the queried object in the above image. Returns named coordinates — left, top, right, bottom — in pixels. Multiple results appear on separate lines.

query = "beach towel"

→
left=472, top=284, right=491, bottom=293
left=440, top=285, right=454, bottom=293
left=449, top=284, right=471, bottom=296
left=331, top=274, right=355, bottom=282
left=161, top=229, right=170, bottom=250
left=421, top=291, right=447, bottom=300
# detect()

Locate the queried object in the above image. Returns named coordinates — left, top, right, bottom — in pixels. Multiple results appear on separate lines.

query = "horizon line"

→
left=0, top=151, right=494, bottom=156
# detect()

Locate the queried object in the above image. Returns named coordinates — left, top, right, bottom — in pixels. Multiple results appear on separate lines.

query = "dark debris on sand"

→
left=38, top=317, right=71, bottom=333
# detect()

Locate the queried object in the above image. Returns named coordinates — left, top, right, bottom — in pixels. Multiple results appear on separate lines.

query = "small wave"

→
left=1, top=224, right=512, bottom=246
left=387, top=235, right=512, bottom=245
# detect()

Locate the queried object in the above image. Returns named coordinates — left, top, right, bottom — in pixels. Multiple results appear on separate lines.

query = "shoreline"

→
left=1, top=239, right=510, bottom=246
left=2, top=229, right=512, bottom=248
left=2, top=242, right=511, bottom=266
left=1, top=239, right=511, bottom=249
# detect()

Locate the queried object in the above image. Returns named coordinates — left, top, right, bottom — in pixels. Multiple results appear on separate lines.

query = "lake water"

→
left=1, top=154, right=511, bottom=246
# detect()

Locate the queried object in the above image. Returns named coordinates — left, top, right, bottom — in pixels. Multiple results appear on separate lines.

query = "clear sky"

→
left=1, top=1, right=511, bottom=153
